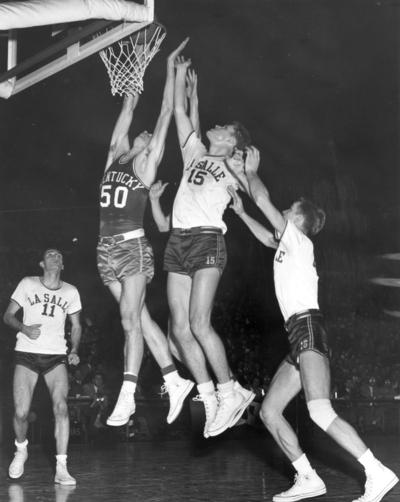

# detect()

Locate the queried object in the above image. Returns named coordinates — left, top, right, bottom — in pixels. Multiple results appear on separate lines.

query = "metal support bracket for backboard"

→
left=0, top=20, right=152, bottom=98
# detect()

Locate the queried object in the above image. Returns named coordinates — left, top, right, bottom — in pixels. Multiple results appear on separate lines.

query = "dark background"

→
left=0, top=0, right=399, bottom=363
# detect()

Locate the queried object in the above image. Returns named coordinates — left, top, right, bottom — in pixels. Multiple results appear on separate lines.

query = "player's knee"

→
left=170, top=319, right=189, bottom=340
left=53, top=399, right=68, bottom=418
left=189, top=314, right=210, bottom=339
left=14, top=407, right=30, bottom=423
left=307, top=399, right=337, bottom=431
left=120, top=312, right=141, bottom=335
left=259, top=401, right=279, bottom=430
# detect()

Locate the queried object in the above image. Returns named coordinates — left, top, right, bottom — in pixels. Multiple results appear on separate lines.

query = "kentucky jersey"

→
left=273, top=220, right=319, bottom=321
left=172, top=132, right=239, bottom=234
left=11, top=277, right=82, bottom=354
left=99, top=156, right=149, bottom=236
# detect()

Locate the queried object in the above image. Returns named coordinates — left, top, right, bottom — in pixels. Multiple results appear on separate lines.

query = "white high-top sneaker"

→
left=54, top=461, right=76, bottom=486
left=193, top=392, right=218, bottom=438
left=106, top=389, right=135, bottom=426
left=352, top=463, right=398, bottom=502
left=273, top=470, right=327, bottom=502
left=161, top=377, right=194, bottom=424
left=207, top=389, right=245, bottom=437
left=231, top=381, right=255, bottom=427
left=8, top=441, right=28, bottom=479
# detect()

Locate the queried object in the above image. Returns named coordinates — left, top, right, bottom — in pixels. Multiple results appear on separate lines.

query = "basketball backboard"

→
left=0, top=0, right=154, bottom=98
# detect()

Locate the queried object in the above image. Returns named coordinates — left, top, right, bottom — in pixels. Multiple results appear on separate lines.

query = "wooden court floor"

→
left=1, top=429, right=399, bottom=502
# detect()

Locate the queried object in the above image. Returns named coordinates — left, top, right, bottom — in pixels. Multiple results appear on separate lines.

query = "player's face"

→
left=283, top=202, right=304, bottom=227
left=133, top=130, right=152, bottom=150
left=41, top=249, right=63, bottom=272
left=206, top=124, right=236, bottom=146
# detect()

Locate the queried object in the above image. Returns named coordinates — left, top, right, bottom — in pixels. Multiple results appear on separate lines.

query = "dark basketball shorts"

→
left=285, top=309, right=331, bottom=369
left=15, top=351, right=67, bottom=375
left=164, top=227, right=227, bottom=277
left=97, top=236, right=154, bottom=285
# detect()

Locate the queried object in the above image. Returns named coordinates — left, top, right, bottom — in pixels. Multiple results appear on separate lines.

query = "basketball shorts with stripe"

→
left=97, top=237, right=154, bottom=286
left=285, top=311, right=331, bottom=369
left=163, top=230, right=227, bottom=277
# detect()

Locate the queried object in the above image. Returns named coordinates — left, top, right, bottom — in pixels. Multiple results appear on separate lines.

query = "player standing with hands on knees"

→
left=97, top=39, right=194, bottom=429
left=229, top=147, right=398, bottom=502
left=4, top=249, right=82, bottom=485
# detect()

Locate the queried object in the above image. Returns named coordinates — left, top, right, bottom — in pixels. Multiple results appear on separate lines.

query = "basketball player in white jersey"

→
left=229, top=147, right=398, bottom=502
left=97, top=39, right=194, bottom=429
left=3, top=249, right=82, bottom=485
left=162, top=54, right=255, bottom=438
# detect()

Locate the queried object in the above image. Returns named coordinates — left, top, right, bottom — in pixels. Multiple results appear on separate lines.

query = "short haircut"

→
left=296, top=198, right=326, bottom=236
left=231, top=121, right=251, bottom=150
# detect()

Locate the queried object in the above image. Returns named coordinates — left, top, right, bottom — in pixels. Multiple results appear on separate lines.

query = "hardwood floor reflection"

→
left=1, top=430, right=399, bottom=502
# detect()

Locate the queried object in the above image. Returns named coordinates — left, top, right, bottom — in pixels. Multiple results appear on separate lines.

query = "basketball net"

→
left=99, top=23, right=166, bottom=96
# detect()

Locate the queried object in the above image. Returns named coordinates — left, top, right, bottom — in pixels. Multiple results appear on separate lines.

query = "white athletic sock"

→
left=56, top=454, right=67, bottom=465
left=197, top=381, right=215, bottom=395
left=15, top=439, right=28, bottom=450
left=292, top=453, right=313, bottom=475
left=121, top=380, right=136, bottom=393
left=358, top=449, right=381, bottom=474
left=217, top=380, right=234, bottom=396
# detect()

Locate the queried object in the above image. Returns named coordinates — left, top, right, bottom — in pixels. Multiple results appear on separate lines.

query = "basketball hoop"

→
left=99, top=22, right=166, bottom=97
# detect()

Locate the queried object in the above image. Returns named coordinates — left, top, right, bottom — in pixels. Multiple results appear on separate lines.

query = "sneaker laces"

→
left=193, top=394, right=217, bottom=418
left=214, top=391, right=231, bottom=415
left=160, top=380, right=182, bottom=396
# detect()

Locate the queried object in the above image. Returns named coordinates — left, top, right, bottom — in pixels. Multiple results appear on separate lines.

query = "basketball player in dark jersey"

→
left=97, top=39, right=194, bottom=428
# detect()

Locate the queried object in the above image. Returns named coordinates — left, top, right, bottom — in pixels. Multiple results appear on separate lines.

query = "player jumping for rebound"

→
left=162, top=53, right=255, bottom=438
left=97, top=39, right=194, bottom=428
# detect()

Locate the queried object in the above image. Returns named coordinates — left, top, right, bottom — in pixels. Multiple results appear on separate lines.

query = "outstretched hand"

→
left=175, top=54, right=192, bottom=72
left=226, top=149, right=244, bottom=175
left=226, top=150, right=250, bottom=194
left=244, top=146, right=260, bottom=175
left=149, top=180, right=169, bottom=201
left=186, top=69, right=198, bottom=100
left=228, top=185, right=245, bottom=216
left=167, top=38, right=190, bottom=69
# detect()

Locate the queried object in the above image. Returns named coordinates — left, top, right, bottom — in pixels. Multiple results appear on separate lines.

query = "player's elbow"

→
left=252, top=192, right=266, bottom=208
left=3, top=312, right=11, bottom=326
left=174, top=104, right=187, bottom=116
left=161, top=101, right=173, bottom=117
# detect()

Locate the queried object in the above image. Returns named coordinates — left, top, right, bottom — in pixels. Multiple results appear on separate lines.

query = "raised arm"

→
left=186, top=69, right=201, bottom=138
left=149, top=181, right=171, bottom=232
left=105, top=93, right=140, bottom=172
left=174, top=55, right=195, bottom=146
left=228, top=187, right=277, bottom=249
left=3, top=300, right=42, bottom=339
left=68, top=311, right=82, bottom=366
left=245, top=147, right=286, bottom=234
left=225, top=150, right=249, bottom=193
left=142, top=38, right=189, bottom=185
